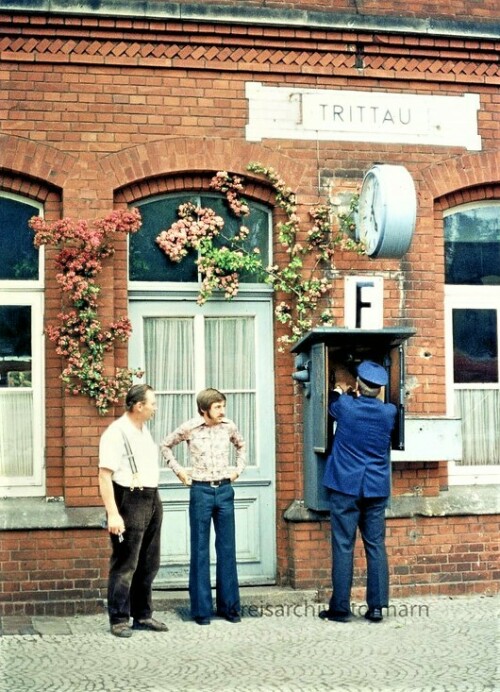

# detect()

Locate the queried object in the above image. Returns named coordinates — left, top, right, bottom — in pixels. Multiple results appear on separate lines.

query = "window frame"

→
left=0, top=192, right=45, bottom=496
left=444, top=201, right=500, bottom=486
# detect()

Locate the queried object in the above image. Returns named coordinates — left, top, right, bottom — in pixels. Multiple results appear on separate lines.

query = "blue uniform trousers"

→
left=328, top=489, right=389, bottom=615
left=189, top=482, right=240, bottom=620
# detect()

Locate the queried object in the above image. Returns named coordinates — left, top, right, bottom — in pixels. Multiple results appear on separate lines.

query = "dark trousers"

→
left=328, top=489, right=389, bottom=615
left=107, top=483, right=163, bottom=625
left=189, top=482, right=240, bottom=619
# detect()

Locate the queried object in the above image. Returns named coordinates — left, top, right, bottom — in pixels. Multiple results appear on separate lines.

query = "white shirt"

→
left=99, top=413, right=160, bottom=488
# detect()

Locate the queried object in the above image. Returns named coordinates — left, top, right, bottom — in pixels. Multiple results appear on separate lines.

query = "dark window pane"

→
left=0, top=197, right=40, bottom=280
left=130, top=195, right=199, bottom=282
left=0, top=306, right=32, bottom=388
left=208, top=196, right=269, bottom=282
left=130, top=193, right=270, bottom=283
left=445, top=206, right=500, bottom=285
left=453, top=308, right=498, bottom=383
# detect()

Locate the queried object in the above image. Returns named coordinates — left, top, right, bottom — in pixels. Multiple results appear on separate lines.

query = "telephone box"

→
left=291, top=327, right=415, bottom=511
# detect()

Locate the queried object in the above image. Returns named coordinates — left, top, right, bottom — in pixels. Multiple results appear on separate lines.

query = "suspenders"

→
left=120, top=429, right=143, bottom=491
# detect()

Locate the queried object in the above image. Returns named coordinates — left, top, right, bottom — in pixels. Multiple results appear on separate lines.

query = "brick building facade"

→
left=0, top=1, right=499, bottom=614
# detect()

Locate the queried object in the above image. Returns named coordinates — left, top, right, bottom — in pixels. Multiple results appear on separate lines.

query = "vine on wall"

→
left=30, top=209, right=143, bottom=415
left=156, top=164, right=362, bottom=349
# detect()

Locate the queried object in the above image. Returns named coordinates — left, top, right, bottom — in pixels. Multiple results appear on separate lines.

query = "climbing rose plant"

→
left=30, top=209, right=144, bottom=415
left=156, top=165, right=362, bottom=350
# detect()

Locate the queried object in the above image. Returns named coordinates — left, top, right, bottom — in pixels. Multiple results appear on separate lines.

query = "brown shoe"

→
left=111, top=622, right=133, bottom=638
left=132, top=617, right=168, bottom=632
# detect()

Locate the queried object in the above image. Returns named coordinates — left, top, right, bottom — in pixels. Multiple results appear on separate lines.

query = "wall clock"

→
left=357, top=164, right=417, bottom=259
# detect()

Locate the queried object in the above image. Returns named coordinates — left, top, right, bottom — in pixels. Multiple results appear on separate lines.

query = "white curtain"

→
left=143, top=315, right=256, bottom=468
left=0, top=390, right=33, bottom=477
left=206, top=317, right=256, bottom=466
left=145, top=317, right=194, bottom=466
left=455, top=389, right=500, bottom=465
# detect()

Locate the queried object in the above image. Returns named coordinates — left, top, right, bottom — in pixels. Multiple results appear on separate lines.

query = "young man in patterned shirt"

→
left=161, top=388, right=246, bottom=625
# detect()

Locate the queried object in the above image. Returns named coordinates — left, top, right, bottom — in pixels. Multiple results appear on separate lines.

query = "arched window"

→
left=444, top=202, right=500, bottom=484
left=129, top=192, right=271, bottom=285
left=0, top=192, right=45, bottom=496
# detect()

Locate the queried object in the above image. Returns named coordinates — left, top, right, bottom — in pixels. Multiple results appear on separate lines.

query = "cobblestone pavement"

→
left=0, top=594, right=498, bottom=692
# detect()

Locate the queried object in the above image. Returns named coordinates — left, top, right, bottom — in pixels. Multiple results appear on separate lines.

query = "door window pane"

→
left=445, top=205, right=500, bottom=285
left=452, top=308, right=498, bottom=384
left=130, top=193, right=270, bottom=283
left=0, top=195, right=40, bottom=280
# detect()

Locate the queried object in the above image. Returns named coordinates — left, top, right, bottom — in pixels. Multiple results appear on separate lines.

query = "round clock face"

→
left=358, top=172, right=385, bottom=256
left=358, top=165, right=416, bottom=259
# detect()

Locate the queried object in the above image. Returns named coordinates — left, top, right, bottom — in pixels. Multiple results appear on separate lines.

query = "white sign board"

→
left=344, top=276, right=384, bottom=329
left=246, top=82, right=481, bottom=150
left=391, top=417, right=462, bottom=462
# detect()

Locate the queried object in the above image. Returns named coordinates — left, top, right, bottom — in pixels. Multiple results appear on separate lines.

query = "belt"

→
left=191, top=479, right=231, bottom=488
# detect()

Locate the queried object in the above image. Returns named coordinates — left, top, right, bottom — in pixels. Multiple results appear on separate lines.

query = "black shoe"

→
left=217, top=611, right=241, bottom=623
left=132, top=617, right=169, bottom=632
left=318, top=609, right=351, bottom=623
left=365, top=608, right=383, bottom=622
left=194, top=616, right=211, bottom=626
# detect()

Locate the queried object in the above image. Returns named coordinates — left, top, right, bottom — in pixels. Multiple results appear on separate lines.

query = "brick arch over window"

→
left=0, top=171, right=62, bottom=221
left=435, top=183, right=500, bottom=214
left=0, top=135, right=75, bottom=213
left=99, top=138, right=306, bottom=202
left=423, top=150, right=500, bottom=201
left=114, top=171, right=275, bottom=208
left=432, top=183, right=500, bottom=255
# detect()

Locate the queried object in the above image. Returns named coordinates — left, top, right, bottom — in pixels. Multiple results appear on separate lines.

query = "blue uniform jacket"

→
left=323, top=392, right=397, bottom=498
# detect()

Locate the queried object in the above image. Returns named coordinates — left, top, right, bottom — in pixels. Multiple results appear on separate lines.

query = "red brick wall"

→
left=0, top=8, right=499, bottom=612
left=286, top=514, right=500, bottom=599
left=0, top=530, right=108, bottom=616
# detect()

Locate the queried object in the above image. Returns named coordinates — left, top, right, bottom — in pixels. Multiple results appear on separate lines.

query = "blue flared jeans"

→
left=188, top=482, right=240, bottom=620
left=107, top=483, right=163, bottom=625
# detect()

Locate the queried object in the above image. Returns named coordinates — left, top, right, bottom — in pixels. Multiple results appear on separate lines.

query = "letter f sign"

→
left=344, top=276, right=383, bottom=329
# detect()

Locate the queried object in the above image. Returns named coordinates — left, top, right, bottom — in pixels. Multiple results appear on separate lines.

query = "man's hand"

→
left=177, top=469, right=192, bottom=486
left=98, top=468, right=125, bottom=536
left=229, top=470, right=239, bottom=482
left=107, top=511, right=125, bottom=537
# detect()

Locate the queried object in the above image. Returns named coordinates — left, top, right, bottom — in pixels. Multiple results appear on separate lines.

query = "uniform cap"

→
left=357, top=360, right=388, bottom=387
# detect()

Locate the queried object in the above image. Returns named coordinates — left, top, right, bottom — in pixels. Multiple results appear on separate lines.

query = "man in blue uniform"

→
left=319, top=360, right=396, bottom=624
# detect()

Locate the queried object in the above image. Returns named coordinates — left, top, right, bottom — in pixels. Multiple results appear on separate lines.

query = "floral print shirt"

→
left=160, top=416, right=246, bottom=481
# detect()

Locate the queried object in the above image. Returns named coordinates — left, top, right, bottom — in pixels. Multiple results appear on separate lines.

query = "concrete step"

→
left=153, top=585, right=320, bottom=612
